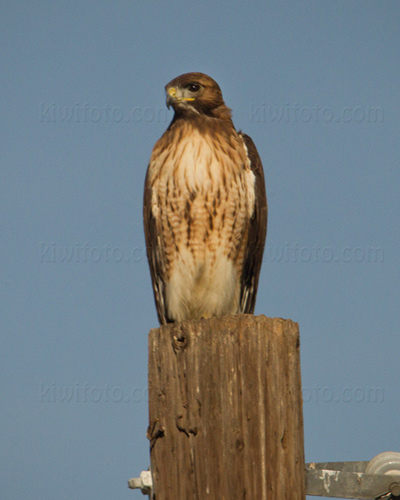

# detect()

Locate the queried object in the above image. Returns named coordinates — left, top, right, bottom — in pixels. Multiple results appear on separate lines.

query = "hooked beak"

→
left=166, top=86, right=195, bottom=109
left=166, top=87, right=177, bottom=109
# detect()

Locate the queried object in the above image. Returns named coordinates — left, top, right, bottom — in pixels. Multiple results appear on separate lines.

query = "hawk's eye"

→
left=187, top=83, right=201, bottom=93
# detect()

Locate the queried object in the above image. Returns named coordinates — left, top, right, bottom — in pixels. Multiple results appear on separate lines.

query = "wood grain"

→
left=148, top=315, right=305, bottom=500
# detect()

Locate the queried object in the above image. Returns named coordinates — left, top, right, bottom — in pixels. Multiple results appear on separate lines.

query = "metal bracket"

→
left=129, top=453, right=400, bottom=499
left=306, top=461, right=400, bottom=499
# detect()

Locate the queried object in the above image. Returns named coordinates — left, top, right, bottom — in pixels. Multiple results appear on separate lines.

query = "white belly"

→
left=166, top=247, right=239, bottom=321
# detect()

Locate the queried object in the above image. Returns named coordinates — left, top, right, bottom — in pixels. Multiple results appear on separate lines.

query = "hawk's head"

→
left=165, top=72, right=232, bottom=120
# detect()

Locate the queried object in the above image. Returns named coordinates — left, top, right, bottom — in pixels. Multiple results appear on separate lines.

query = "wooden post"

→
left=147, top=315, right=305, bottom=500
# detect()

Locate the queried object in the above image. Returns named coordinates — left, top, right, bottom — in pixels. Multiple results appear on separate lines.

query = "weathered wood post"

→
left=147, top=314, right=305, bottom=500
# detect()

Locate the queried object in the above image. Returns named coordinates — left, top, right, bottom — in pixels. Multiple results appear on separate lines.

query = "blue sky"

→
left=1, top=1, right=399, bottom=499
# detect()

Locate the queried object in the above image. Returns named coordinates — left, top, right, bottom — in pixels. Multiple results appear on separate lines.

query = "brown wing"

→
left=143, top=169, right=170, bottom=325
left=239, top=133, right=268, bottom=314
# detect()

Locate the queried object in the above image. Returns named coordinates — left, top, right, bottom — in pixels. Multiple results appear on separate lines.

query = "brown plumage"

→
left=143, top=72, right=267, bottom=325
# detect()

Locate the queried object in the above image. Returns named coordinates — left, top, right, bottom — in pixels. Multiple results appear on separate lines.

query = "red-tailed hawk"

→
left=144, top=72, right=267, bottom=325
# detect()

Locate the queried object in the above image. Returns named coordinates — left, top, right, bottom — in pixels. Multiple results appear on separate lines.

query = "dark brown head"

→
left=165, top=72, right=232, bottom=120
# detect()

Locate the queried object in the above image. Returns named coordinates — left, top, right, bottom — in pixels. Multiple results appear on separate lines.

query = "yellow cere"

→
left=168, top=87, right=177, bottom=98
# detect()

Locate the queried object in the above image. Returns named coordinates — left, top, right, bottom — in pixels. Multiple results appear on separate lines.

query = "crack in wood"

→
left=176, top=414, right=198, bottom=437
left=147, top=418, right=165, bottom=451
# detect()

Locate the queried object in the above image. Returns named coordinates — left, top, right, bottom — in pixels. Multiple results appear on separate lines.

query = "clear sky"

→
left=1, top=1, right=399, bottom=499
